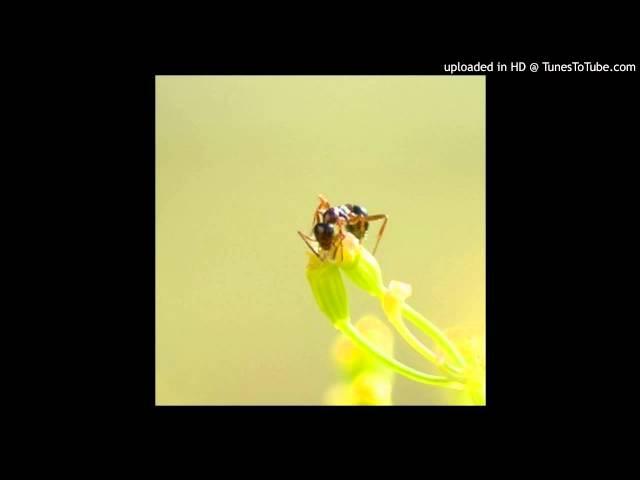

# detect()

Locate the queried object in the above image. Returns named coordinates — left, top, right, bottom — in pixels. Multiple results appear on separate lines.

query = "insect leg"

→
left=311, top=194, right=331, bottom=230
left=359, top=214, right=388, bottom=256
left=297, top=231, right=321, bottom=260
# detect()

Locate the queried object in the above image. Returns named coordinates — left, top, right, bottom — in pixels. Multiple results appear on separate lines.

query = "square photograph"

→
left=156, top=76, right=485, bottom=405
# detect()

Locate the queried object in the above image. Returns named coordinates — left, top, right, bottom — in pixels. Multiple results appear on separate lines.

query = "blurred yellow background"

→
left=156, top=76, right=485, bottom=405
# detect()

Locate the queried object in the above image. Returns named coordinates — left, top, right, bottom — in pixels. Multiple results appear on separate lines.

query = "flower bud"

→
left=338, top=233, right=386, bottom=297
left=306, top=252, right=349, bottom=326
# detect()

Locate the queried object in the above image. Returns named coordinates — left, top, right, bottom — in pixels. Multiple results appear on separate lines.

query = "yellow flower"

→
left=355, top=315, right=394, bottom=355
left=444, top=322, right=485, bottom=369
left=323, top=383, right=357, bottom=406
left=350, top=372, right=393, bottom=405
left=439, top=321, right=486, bottom=405
left=323, top=373, right=393, bottom=406
left=331, top=315, right=394, bottom=377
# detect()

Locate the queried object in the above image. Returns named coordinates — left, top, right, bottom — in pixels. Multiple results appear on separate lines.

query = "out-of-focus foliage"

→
left=325, top=315, right=395, bottom=405
left=440, top=321, right=486, bottom=405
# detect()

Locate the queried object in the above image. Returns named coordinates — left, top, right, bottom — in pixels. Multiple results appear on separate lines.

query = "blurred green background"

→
left=156, top=76, right=485, bottom=405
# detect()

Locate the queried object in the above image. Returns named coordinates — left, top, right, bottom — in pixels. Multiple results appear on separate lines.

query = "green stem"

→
left=337, top=320, right=464, bottom=390
left=384, top=311, right=465, bottom=380
left=401, top=303, right=467, bottom=370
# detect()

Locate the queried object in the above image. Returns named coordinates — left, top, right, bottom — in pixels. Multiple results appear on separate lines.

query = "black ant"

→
left=298, top=194, right=388, bottom=261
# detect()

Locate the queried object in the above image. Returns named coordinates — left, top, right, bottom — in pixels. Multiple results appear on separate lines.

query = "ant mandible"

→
left=297, top=194, right=388, bottom=262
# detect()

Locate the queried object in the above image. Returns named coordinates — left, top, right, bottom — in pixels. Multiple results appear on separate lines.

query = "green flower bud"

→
left=338, top=233, right=386, bottom=297
left=306, top=253, right=349, bottom=326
